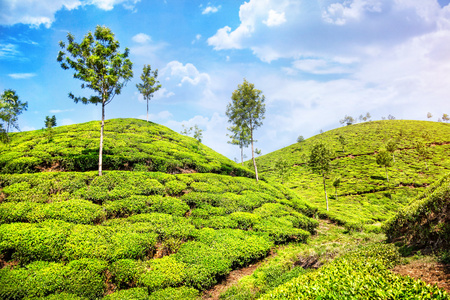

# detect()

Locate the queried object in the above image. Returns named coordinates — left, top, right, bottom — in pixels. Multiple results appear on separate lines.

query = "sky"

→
left=1, top=0, right=450, bottom=161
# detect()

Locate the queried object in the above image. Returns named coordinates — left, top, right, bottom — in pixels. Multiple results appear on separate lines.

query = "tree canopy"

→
left=57, top=25, right=133, bottom=176
left=0, top=89, right=28, bottom=142
left=136, top=64, right=161, bottom=122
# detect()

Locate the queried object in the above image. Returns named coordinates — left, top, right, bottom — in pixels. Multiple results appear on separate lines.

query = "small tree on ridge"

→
left=309, top=142, right=333, bottom=211
left=136, top=64, right=161, bottom=122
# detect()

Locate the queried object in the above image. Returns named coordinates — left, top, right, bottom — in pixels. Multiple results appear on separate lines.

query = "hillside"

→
left=253, top=120, right=450, bottom=230
left=1, top=118, right=318, bottom=299
left=384, top=172, right=450, bottom=251
left=0, top=118, right=252, bottom=177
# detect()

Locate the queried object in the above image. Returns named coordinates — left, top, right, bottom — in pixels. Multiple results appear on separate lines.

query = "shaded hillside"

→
left=253, top=120, right=450, bottom=229
left=0, top=118, right=252, bottom=177
left=0, top=171, right=318, bottom=299
left=384, top=172, right=450, bottom=250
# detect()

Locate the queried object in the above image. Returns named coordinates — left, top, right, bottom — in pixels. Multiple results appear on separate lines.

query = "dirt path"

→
left=201, top=252, right=275, bottom=300
left=392, top=260, right=450, bottom=293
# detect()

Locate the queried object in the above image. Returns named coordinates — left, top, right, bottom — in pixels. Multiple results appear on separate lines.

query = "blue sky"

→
left=1, top=0, right=450, bottom=160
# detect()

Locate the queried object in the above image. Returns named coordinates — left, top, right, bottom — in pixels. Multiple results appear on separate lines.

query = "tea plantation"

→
left=253, top=120, right=450, bottom=231
left=0, top=118, right=448, bottom=299
left=0, top=118, right=252, bottom=177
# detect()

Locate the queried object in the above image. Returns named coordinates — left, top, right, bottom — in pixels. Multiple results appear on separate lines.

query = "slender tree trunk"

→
left=146, top=98, right=149, bottom=122
left=323, top=175, right=328, bottom=211
left=240, top=145, right=244, bottom=165
left=99, top=101, right=105, bottom=176
left=392, top=153, right=395, bottom=163
left=251, top=128, right=259, bottom=182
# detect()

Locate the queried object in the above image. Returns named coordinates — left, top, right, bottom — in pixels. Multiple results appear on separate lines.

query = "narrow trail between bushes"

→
left=201, top=220, right=334, bottom=300
left=201, top=251, right=277, bottom=300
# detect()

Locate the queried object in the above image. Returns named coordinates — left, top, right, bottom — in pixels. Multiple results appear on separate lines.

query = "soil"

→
left=201, top=250, right=277, bottom=300
left=392, top=260, right=450, bottom=293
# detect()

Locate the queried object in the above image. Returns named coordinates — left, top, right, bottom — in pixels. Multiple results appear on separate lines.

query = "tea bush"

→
left=259, top=244, right=448, bottom=299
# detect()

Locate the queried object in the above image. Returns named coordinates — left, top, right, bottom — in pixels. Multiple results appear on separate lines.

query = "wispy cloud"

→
left=8, top=73, right=36, bottom=79
left=49, top=109, right=74, bottom=114
left=0, top=43, right=22, bottom=60
left=202, top=5, right=221, bottom=15
left=132, top=33, right=151, bottom=44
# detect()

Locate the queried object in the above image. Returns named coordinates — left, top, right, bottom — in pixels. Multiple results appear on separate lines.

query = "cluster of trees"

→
left=340, top=112, right=371, bottom=126
left=57, top=25, right=161, bottom=176
left=0, top=89, right=28, bottom=142
left=427, top=112, right=449, bottom=123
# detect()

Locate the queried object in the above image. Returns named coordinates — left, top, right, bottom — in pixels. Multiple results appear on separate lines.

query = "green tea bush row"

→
left=0, top=259, right=107, bottom=299
left=259, top=244, right=448, bottom=300
left=0, top=220, right=158, bottom=263
left=384, top=173, right=450, bottom=249
left=0, top=199, right=105, bottom=224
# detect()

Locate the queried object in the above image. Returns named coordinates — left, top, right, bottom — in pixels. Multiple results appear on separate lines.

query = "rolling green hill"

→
left=0, top=118, right=319, bottom=299
left=0, top=118, right=252, bottom=177
left=252, top=120, right=450, bottom=230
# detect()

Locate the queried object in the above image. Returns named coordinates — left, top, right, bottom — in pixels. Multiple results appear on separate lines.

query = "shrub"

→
left=103, top=288, right=148, bottom=300
left=137, top=256, right=186, bottom=292
left=147, top=287, right=199, bottom=300
left=110, top=259, right=142, bottom=289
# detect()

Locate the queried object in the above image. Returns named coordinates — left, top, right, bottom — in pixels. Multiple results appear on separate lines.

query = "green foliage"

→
left=259, top=244, right=448, bottom=299
left=0, top=89, right=28, bottom=138
left=45, top=115, right=57, bottom=129
left=0, top=259, right=107, bottom=299
left=384, top=172, right=450, bottom=250
left=147, top=287, right=199, bottom=300
left=309, top=142, right=333, bottom=176
left=255, top=120, right=450, bottom=228
left=226, top=79, right=266, bottom=181
left=137, top=256, right=186, bottom=291
left=103, top=287, right=148, bottom=300
left=0, top=118, right=253, bottom=177
left=136, top=64, right=161, bottom=122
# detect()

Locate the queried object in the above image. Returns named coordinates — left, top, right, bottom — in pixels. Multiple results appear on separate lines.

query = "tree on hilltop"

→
left=226, top=79, right=265, bottom=182
left=57, top=25, right=133, bottom=176
left=0, top=89, right=28, bottom=143
left=427, top=112, right=433, bottom=119
left=45, top=115, right=57, bottom=129
left=340, top=115, right=355, bottom=126
left=136, top=65, right=161, bottom=122
left=309, top=142, right=333, bottom=211
left=443, top=113, right=449, bottom=123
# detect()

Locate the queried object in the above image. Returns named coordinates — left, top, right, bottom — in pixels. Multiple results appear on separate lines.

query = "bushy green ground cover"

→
left=0, top=118, right=252, bottom=177
left=254, top=120, right=450, bottom=229
left=0, top=171, right=318, bottom=299
left=220, top=221, right=386, bottom=300
left=258, top=244, right=448, bottom=299
left=384, top=172, right=450, bottom=250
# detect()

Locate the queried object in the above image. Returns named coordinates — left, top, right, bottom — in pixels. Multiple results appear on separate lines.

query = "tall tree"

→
left=375, top=149, right=393, bottom=182
left=226, top=79, right=265, bottom=182
left=136, top=65, right=161, bottom=122
left=57, top=25, right=133, bottom=176
left=386, top=139, right=398, bottom=162
left=337, top=134, right=347, bottom=153
left=227, top=124, right=250, bottom=165
left=309, top=142, right=333, bottom=211
left=45, top=115, right=57, bottom=129
left=0, top=89, right=28, bottom=142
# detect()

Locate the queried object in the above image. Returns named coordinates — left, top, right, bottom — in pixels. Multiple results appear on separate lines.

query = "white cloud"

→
left=138, top=110, right=173, bottom=121
left=49, top=109, right=74, bottom=113
left=132, top=33, right=151, bottom=44
left=161, top=61, right=211, bottom=86
left=0, top=43, right=22, bottom=60
left=208, top=0, right=445, bottom=62
left=8, top=73, right=36, bottom=79
left=153, top=88, right=175, bottom=99
left=263, top=9, right=286, bottom=27
left=202, top=5, right=221, bottom=14
left=0, top=0, right=141, bottom=27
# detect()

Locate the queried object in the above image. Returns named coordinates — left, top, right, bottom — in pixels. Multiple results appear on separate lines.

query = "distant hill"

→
left=252, top=120, right=450, bottom=230
left=0, top=118, right=252, bottom=177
